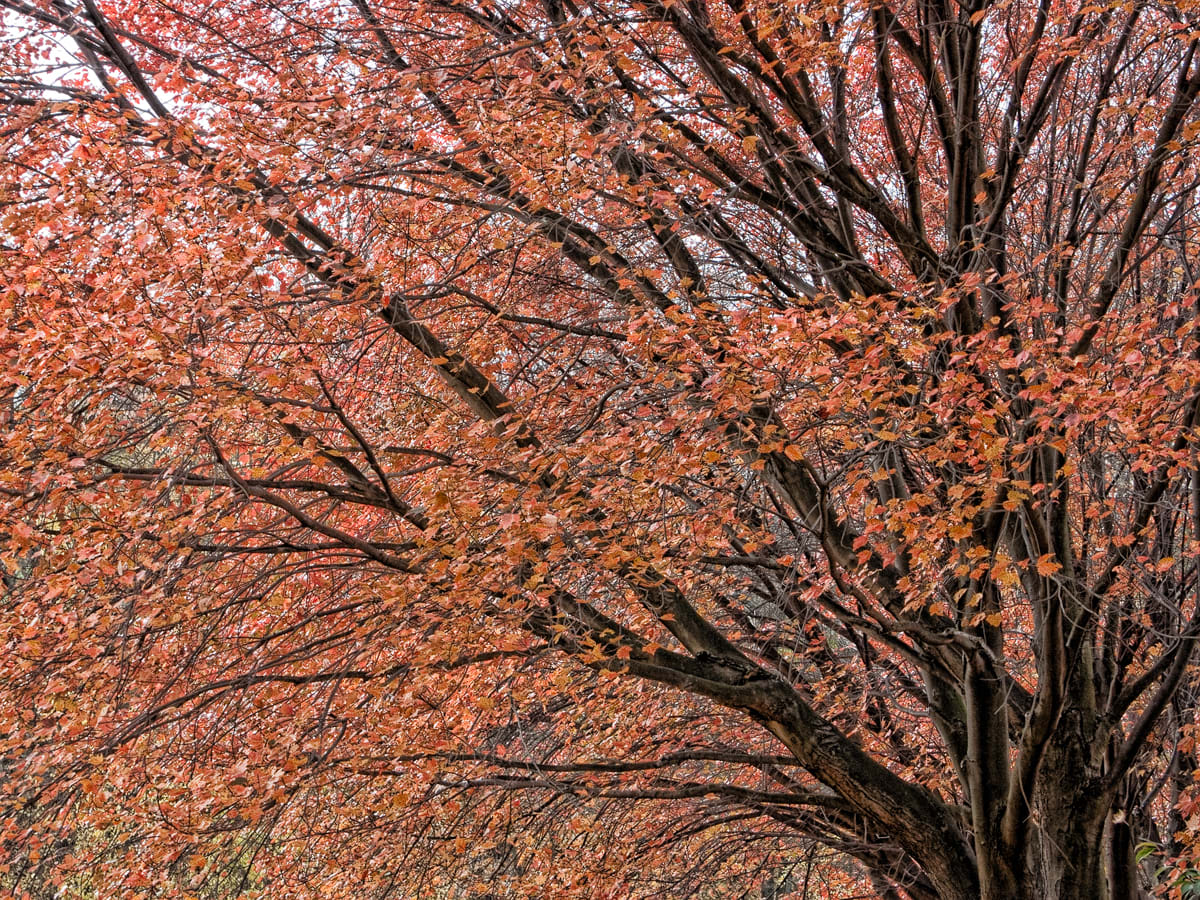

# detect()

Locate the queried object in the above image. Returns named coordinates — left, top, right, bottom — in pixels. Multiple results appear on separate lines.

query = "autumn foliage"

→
left=4, top=0, right=1200, bottom=897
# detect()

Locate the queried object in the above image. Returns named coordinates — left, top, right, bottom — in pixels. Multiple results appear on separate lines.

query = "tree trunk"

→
left=918, top=806, right=1143, bottom=900
left=917, top=707, right=1153, bottom=899
left=1026, top=807, right=1111, bottom=900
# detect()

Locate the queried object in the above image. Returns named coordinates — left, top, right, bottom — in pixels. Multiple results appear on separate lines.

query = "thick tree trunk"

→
left=911, top=706, right=1152, bottom=900
left=918, top=809, right=1142, bottom=900
left=1026, top=810, right=1110, bottom=900
left=1020, top=686, right=1111, bottom=900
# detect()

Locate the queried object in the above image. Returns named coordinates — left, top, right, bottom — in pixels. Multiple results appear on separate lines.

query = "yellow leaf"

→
left=1035, top=554, right=1061, bottom=577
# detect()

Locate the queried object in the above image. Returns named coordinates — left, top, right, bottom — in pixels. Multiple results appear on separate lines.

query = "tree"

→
left=3, top=0, right=1200, bottom=896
